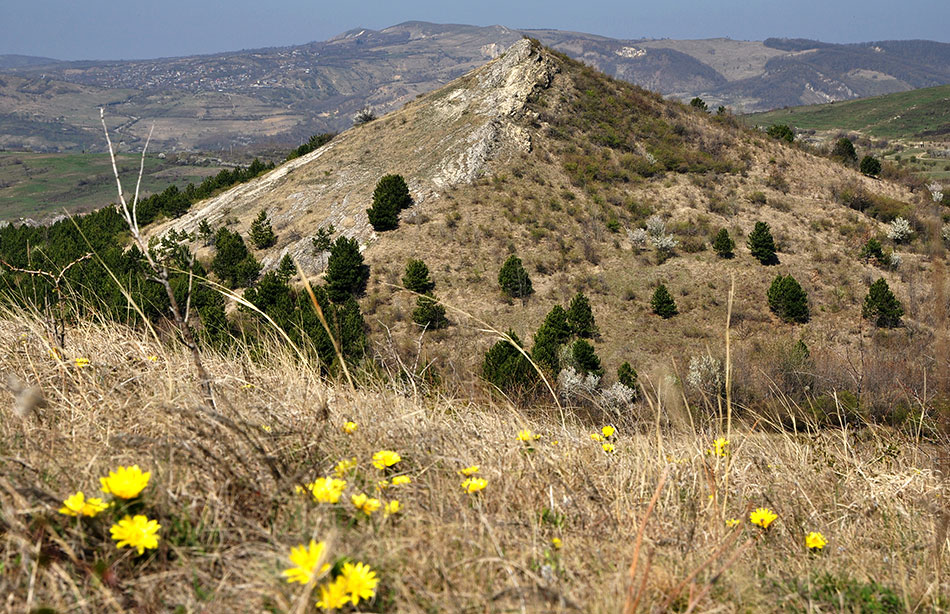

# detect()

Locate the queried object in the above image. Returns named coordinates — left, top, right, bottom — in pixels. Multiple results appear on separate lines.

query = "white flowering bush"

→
left=599, top=382, right=637, bottom=413
left=651, top=233, right=679, bottom=253
left=644, top=215, right=678, bottom=253
left=645, top=215, right=666, bottom=239
left=928, top=182, right=944, bottom=204
left=557, top=366, right=600, bottom=402
left=887, top=217, right=913, bottom=243
left=686, top=355, right=723, bottom=398
left=645, top=152, right=657, bottom=165
left=887, top=252, right=902, bottom=270
left=627, top=227, right=648, bottom=249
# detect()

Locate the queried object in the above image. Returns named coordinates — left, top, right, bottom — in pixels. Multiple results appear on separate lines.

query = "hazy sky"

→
left=2, top=0, right=948, bottom=61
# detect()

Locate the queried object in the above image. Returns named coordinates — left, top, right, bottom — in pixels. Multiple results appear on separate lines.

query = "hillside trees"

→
left=748, top=221, right=779, bottom=265
left=863, top=278, right=903, bottom=328
left=325, top=236, right=369, bottom=303
left=712, top=228, right=735, bottom=258
left=249, top=209, right=277, bottom=249
left=766, top=124, right=795, bottom=143
left=767, top=274, right=810, bottom=323
left=651, top=284, right=678, bottom=318
left=498, top=254, right=534, bottom=298
left=367, top=174, right=413, bottom=232
left=212, top=228, right=261, bottom=288
left=860, top=155, right=882, bottom=177
left=566, top=292, right=597, bottom=338
left=403, top=259, right=447, bottom=329
left=482, top=331, right=536, bottom=392
left=832, top=137, right=858, bottom=164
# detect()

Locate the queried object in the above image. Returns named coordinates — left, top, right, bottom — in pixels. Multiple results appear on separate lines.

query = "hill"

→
left=744, top=83, right=950, bottom=139
left=3, top=23, right=950, bottom=153
left=155, top=40, right=942, bottom=417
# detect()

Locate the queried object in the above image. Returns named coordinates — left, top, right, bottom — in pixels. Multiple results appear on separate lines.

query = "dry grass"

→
left=2, top=308, right=949, bottom=613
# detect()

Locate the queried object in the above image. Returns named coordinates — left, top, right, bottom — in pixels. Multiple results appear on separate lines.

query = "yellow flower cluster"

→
left=342, top=421, right=358, bottom=434
left=372, top=450, right=401, bottom=470
left=391, top=475, right=411, bottom=486
left=351, top=493, right=382, bottom=515
left=74, top=357, right=90, bottom=369
left=750, top=507, right=778, bottom=529
left=59, top=492, right=110, bottom=517
left=711, top=437, right=729, bottom=457
left=334, top=457, right=357, bottom=478
left=805, top=531, right=827, bottom=550
left=516, top=429, right=541, bottom=442
left=282, top=540, right=331, bottom=584
left=100, top=465, right=151, bottom=499
left=458, top=465, right=480, bottom=476
left=282, top=541, right=378, bottom=610
left=461, top=477, right=488, bottom=494
left=110, top=514, right=161, bottom=555
left=299, top=477, right=348, bottom=503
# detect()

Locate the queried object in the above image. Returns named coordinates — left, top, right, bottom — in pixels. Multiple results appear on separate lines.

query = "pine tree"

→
left=767, top=274, right=810, bottom=323
left=712, top=228, right=735, bottom=259
left=831, top=138, right=857, bottom=165
left=618, top=362, right=639, bottom=394
left=277, top=253, right=296, bottom=283
left=412, top=293, right=448, bottom=329
left=212, top=228, right=261, bottom=288
left=860, top=155, right=882, bottom=177
left=747, top=221, right=778, bottom=265
left=498, top=254, right=533, bottom=298
left=566, top=292, right=597, bottom=338
left=863, top=278, right=903, bottom=327
left=403, top=259, right=435, bottom=294
left=651, top=284, right=678, bottom=318
left=482, top=331, right=537, bottom=392
left=325, top=236, right=369, bottom=303
left=249, top=209, right=277, bottom=249
left=367, top=174, right=412, bottom=232
left=572, top=340, right=604, bottom=377
left=197, top=219, right=214, bottom=246
left=860, top=238, right=886, bottom=265
left=531, top=305, right=572, bottom=373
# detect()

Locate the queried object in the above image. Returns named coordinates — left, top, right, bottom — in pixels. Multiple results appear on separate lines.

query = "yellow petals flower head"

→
left=750, top=507, right=778, bottom=529
left=281, top=539, right=331, bottom=584
left=59, top=492, right=109, bottom=517
left=316, top=576, right=350, bottom=610
left=551, top=537, right=562, bottom=549
left=601, top=425, right=616, bottom=438
left=384, top=500, right=401, bottom=516
left=517, top=429, right=540, bottom=442
left=602, top=443, right=616, bottom=453
left=372, top=450, right=401, bottom=470
left=461, top=477, right=488, bottom=493
left=391, top=475, right=411, bottom=486
left=805, top=531, right=827, bottom=551
left=351, top=493, right=381, bottom=515
left=725, top=518, right=741, bottom=528
left=309, top=477, right=347, bottom=503
left=712, top=437, right=729, bottom=457
left=458, top=465, right=480, bottom=476
left=110, top=515, right=160, bottom=555
left=74, top=357, right=90, bottom=368
left=376, top=480, right=390, bottom=491
left=342, top=421, right=358, bottom=434
left=146, top=355, right=158, bottom=362
left=100, top=465, right=150, bottom=499
left=590, top=433, right=605, bottom=442
left=260, top=424, right=272, bottom=433
left=341, top=561, right=379, bottom=605
left=334, top=457, right=357, bottom=478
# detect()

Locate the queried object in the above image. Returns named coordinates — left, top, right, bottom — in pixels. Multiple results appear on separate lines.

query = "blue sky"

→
left=2, top=0, right=947, bottom=60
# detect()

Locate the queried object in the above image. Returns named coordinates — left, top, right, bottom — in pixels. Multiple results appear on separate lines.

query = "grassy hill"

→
left=744, top=83, right=950, bottom=139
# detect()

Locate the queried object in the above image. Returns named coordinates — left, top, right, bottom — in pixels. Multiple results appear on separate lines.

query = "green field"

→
left=0, top=152, right=227, bottom=221
left=744, top=84, right=950, bottom=139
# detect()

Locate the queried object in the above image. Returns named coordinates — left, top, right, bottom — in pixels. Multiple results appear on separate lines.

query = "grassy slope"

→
left=742, top=84, right=950, bottom=139
left=0, top=152, right=228, bottom=220
left=0, top=311, right=946, bottom=612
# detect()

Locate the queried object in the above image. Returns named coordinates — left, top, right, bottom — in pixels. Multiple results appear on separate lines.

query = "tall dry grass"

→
left=1, top=307, right=949, bottom=612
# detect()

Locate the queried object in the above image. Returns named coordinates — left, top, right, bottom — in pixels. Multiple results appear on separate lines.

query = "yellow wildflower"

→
left=309, top=477, right=347, bottom=503
left=340, top=561, right=379, bottom=605
left=384, top=500, right=401, bottom=516
left=376, top=480, right=390, bottom=491
left=49, top=348, right=62, bottom=360
left=351, top=493, right=381, bottom=515
left=458, top=465, right=480, bottom=476
left=725, top=518, right=741, bottom=528
left=517, top=429, right=540, bottom=442
left=316, top=576, right=350, bottom=610
left=391, top=475, right=411, bottom=486
left=712, top=437, right=729, bottom=457
left=372, top=450, right=401, bottom=470
left=59, top=492, right=109, bottom=517
left=750, top=507, right=778, bottom=529
left=334, top=458, right=357, bottom=478
left=260, top=424, right=272, bottom=433
left=146, top=355, right=158, bottom=362
left=590, top=433, right=605, bottom=442
left=805, top=531, right=827, bottom=551
left=74, top=357, right=90, bottom=369
left=461, top=477, right=488, bottom=493
left=109, top=515, right=160, bottom=555
left=551, top=537, right=562, bottom=549
left=100, top=465, right=150, bottom=499
left=602, top=443, right=615, bottom=453
left=342, top=421, right=358, bottom=434
left=281, top=539, right=331, bottom=584
left=601, top=425, right=616, bottom=438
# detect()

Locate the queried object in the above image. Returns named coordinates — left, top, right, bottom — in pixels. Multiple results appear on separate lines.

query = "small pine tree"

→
left=325, top=236, right=370, bottom=303
left=403, top=259, right=435, bottom=294
left=249, top=209, right=277, bottom=249
left=860, top=155, right=882, bottom=177
left=571, top=340, right=604, bottom=377
left=312, top=225, right=335, bottom=253
left=277, top=253, right=296, bottom=283
left=651, top=284, right=678, bottom=318
left=566, top=292, right=597, bottom=338
left=498, top=254, right=533, bottom=298
left=689, top=97, right=708, bottom=112
left=767, top=274, right=810, bottom=323
left=212, top=227, right=261, bottom=288
left=367, top=174, right=412, bottom=232
left=831, top=138, right=857, bottom=165
left=863, top=278, right=903, bottom=328
left=531, top=305, right=572, bottom=373
left=412, top=293, right=448, bottom=329
left=766, top=124, right=795, bottom=143
left=860, top=238, right=886, bottom=265
left=712, top=228, right=735, bottom=259
left=197, top=219, right=214, bottom=246
left=618, top=362, right=639, bottom=393
left=482, top=331, right=537, bottom=392
left=748, top=221, right=779, bottom=265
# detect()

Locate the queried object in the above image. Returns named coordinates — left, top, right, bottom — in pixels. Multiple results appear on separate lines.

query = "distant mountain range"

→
left=2, top=21, right=949, bottom=152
